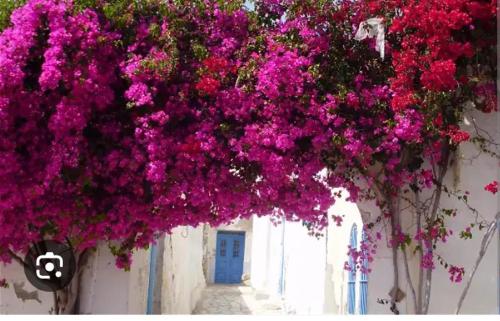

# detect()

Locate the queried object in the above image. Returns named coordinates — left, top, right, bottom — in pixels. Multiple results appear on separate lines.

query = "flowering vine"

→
left=0, top=0, right=497, bottom=314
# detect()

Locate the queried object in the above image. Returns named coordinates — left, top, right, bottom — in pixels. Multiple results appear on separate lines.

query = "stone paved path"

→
left=193, top=285, right=284, bottom=315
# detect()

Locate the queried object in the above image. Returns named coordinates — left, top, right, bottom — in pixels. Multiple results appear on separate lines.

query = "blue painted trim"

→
left=347, top=224, right=358, bottom=314
left=279, top=216, right=286, bottom=296
left=146, top=242, right=158, bottom=314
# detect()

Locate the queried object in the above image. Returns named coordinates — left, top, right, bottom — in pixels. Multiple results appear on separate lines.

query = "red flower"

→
left=447, top=126, right=470, bottom=144
left=196, top=76, right=220, bottom=95
left=179, top=136, right=201, bottom=155
left=467, top=2, right=495, bottom=20
left=421, top=60, right=457, bottom=92
left=484, top=181, right=498, bottom=195
left=433, top=113, right=443, bottom=127
left=203, top=56, right=229, bottom=74
left=391, top=91, right=417, bottom=112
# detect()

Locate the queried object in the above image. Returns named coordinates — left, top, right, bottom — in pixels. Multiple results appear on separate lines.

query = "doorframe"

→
left=214, top=230, right=246, bottom=284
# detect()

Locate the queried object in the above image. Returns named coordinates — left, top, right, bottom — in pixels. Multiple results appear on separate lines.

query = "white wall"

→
left=326, top=109, right=499, bottom=314
left=250, top=215, right=283, bottom=295
left=424, top=110, right=499, bottom=314
left=0, top=226, right=209, bottom=315
left=160, top=225, right=206, bottom=314
left=0, top=262, right=53, bottom=314
left=250, top=215, right=274, bottom=290
left=0, top=243, right=150, bottom=314
left=326, top=173, right=499, bottom=315
left=251, top=215, right=328, bottom=314
left=79, top=245, right=150, bottom=314
left=282, top=221, right=326, bottom=314
left=324, top=192, right=365, bottom=314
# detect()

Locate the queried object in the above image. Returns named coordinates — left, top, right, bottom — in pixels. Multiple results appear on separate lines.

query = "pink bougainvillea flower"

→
left=0, top=0, right=496, bottom=279
left=448, top=265, right=465, bottom=283
left=484, top=181, right=498, bottom=194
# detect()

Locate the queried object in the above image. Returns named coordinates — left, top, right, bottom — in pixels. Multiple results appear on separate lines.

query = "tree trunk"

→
left=53, top=249, right=92, bottom=314
left=388, top=193, right=401, bottom=315
left=455, top=213, right=499, bottom=314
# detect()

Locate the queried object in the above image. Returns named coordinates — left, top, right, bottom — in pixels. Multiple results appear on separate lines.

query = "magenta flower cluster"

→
left=0, top=0, right=496, bottom=275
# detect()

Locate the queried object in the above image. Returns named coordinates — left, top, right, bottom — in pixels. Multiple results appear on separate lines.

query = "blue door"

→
left=215, top=232, right=245, bottom=284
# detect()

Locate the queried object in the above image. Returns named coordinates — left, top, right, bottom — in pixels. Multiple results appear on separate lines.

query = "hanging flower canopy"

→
left=0, top=0, right=496, bottom=271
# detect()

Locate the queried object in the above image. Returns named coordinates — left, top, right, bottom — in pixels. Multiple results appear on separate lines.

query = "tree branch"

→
left=402, top=246, right=417, bottom=313
left=415, top=188, right=424, bottom=314
left=7, top=249, right=28, bottom=268
left=422, top=144, right=450, bottom=314
left=455, top=212, right=499, bottom=314
left=388, top=193, right=401, bottom=315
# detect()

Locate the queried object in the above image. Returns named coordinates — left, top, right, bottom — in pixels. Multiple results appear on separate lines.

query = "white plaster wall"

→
left=250, top=215, right=328, bottom=314
left=325, top=109, right=499, bottom=314
left=250, top=215, right=283, bottom=296
left=265, top=218, right=284, bottom=296
left=0, top=262, right=53, bottom=314
left=77, top=244, right=150, bottom=314
left=424, top=110, right=499, bottom=314
left=381, top=110, right=500, bottom=314
left=205, top=218, right=253, bottom=284
left=324, top=192, right=365, bottom=314
left=161, top=225, right=206, bottom=314
left=0, top=243, right=150, bottom=314
left=282, top=221, right=327, bottom=314
left=250, top=215, right=273, bottom=290
left=325, top=182, right=498, bottom=315
left=354, top=195, right=412, bottom=314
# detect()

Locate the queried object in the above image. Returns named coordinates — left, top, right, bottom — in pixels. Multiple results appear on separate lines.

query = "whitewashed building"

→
left=248, top=110, right=500, bottom=315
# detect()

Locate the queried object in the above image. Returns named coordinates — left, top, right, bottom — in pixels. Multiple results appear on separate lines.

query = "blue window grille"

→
left=347, top=224, right=358, bottom=314
left=233, top=240, right=240, bottom=257
left=220, top=239, right=226, bottom=257
left=359, top=230, right=368, bottom=315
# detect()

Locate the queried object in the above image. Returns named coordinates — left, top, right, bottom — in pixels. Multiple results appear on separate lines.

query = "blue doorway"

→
left=215, top=231, right=245, bottom=284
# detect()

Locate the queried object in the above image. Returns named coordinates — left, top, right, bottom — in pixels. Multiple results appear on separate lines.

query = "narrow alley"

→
left=193, top=285, right=284, bottom=315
